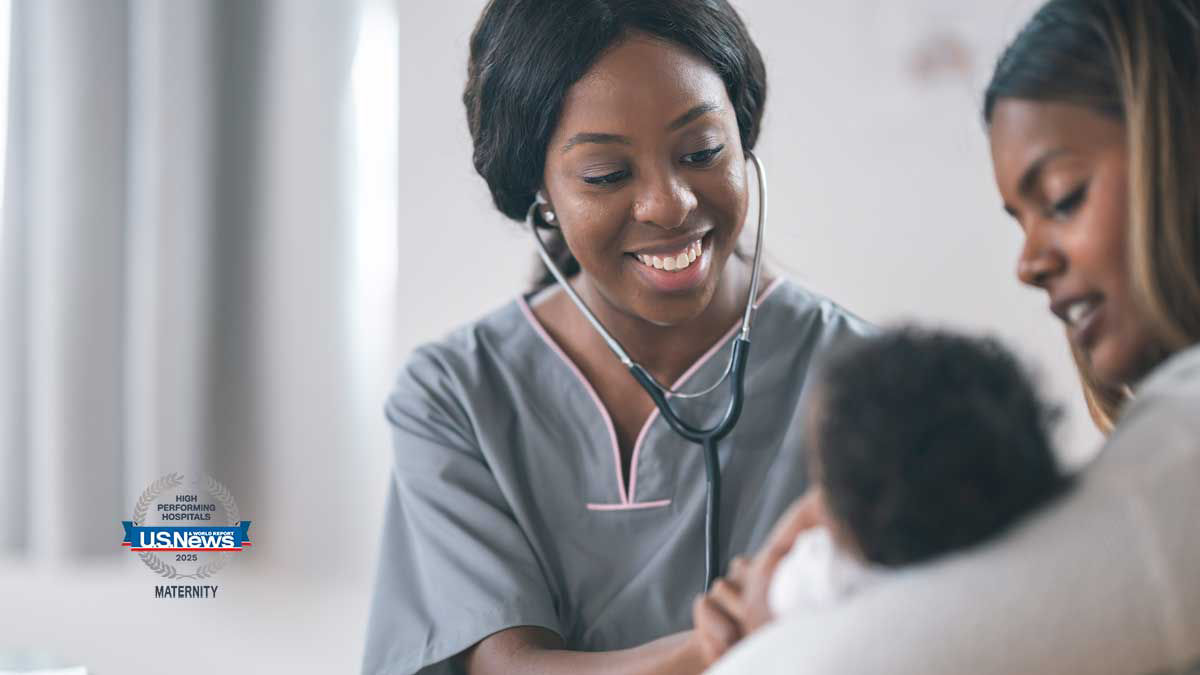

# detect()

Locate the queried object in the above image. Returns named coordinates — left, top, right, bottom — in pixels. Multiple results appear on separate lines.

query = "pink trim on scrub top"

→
left=517, top=298, right=631, bottom=504
left=586, top=500, right=671, bottom=511
left=518, top=276, right=785, bottom=510
left=627, top=276, right=784, bottom=503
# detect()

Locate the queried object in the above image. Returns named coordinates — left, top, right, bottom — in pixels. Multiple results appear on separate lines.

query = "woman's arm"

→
left=462, top=626, right=707, bottom=675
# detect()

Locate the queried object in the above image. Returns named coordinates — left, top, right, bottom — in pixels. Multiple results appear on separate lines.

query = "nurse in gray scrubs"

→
left=361, top=1, right=870, bottom=674
left=702, top=1, right=1200, bottom=672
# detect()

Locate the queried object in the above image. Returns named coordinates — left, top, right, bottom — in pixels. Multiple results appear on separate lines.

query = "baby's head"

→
left=806, top=327, right=1069, bottom=568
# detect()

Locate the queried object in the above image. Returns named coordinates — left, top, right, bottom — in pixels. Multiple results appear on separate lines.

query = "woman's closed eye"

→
left=1049, top=183, right=1088, bottom=220
left=682, top=144, right=725, bottom=167
left=582, top=168, right=630, bottom=186
left=579, top=145, right=724, bottom=186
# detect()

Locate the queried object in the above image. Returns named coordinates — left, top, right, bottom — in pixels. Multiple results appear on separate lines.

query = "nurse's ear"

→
left=536, top=190, right=557, bottom=225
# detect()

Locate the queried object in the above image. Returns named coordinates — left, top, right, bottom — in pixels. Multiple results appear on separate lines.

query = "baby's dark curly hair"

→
left=810, top=327, right=1070, bottom=568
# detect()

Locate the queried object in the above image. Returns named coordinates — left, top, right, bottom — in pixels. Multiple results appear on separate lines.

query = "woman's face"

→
left=541, top=34, right=748, bottom=326
left=990, top=99, right=1159, bottom=387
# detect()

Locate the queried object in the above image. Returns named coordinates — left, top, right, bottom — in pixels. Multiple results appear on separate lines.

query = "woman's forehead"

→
left=989, top=99, right=1124, bottom=185
left=553, top=35, right=733, bottom=143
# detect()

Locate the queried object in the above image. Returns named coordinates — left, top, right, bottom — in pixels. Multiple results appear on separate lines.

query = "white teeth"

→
left=1067, top=303, right=1084, bottom=325
left=1066, top=300, right=1096, bottom=325
left=633, top=237, right=704, bottom=273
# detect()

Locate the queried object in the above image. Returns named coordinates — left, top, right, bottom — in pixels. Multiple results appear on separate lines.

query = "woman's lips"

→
left=627, top=233, right=711, bottom=293
left=1064, top=296, right=1104, bottom=350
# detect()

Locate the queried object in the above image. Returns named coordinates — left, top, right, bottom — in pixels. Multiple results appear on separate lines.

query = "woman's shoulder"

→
left=1124, top=342, right=1200, bottom=418
left=1099, top=342, right=1200, bottom=472
left=1099, top=341, right=1200, bottom=451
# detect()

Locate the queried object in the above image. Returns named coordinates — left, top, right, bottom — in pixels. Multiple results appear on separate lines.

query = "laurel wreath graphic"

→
left=131, top=472, right=243, bottom=580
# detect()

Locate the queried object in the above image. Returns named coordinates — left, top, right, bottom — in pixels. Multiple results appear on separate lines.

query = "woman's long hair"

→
left=984, top=0, right=1200, bottom=431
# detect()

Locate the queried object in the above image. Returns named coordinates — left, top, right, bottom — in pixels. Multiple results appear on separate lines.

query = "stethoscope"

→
left=528, top=151, right=767, bottom=591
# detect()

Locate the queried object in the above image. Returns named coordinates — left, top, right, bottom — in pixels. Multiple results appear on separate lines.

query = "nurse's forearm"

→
left=462, top=625, right=707, bottom=675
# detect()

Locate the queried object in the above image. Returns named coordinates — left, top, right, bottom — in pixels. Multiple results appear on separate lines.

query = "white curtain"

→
left=0, top=0, right=386, bottom=577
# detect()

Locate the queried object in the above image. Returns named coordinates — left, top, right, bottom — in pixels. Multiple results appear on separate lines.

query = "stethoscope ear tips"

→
left=535, top=191, right=556, bottom=223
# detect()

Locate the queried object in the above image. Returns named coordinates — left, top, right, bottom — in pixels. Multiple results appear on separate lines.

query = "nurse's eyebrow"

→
left=667, top=102, right=721, bottom=131
left=561, top=132, right=632, bottom=153
left=560, top=102, right=723, bottom=154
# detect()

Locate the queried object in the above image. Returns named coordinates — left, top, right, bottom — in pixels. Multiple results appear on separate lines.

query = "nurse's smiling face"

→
left=541, top=33, right=749, bottom=326
left=990, top=99, right=1160, bottom=388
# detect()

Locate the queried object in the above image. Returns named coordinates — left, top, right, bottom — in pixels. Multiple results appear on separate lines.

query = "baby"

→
left=770, top=327, right=1071, bottom=616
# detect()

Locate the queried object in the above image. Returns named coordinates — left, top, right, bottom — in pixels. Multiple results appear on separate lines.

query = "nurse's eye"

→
left=1049, top=183, right=1087, bottom=220
left=682, top=145, right=724, bottom=166
left=583, top=169, right=630, bottom=186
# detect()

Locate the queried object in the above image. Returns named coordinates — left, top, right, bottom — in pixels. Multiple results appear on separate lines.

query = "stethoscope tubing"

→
left=529, top=151, right=767, bottom=591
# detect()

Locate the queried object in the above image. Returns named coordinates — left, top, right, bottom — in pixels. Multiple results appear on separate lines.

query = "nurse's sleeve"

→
left=362, top=346, right=563, bottom=675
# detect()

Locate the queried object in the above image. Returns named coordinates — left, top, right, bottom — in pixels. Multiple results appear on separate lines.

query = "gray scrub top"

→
left=361, top=278, right=873, bottom=675
left=709, top=342, right=1200, bottom=675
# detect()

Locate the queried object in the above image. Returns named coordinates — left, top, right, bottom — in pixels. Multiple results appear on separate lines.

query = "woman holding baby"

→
left=703, top=0, right=1200, bottom=672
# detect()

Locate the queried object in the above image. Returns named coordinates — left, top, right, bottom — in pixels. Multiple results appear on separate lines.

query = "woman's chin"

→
left=1086, top=339, right=1155, bottom=391
left=632, top=290, right=717, bottom=327
left=619, top=262, right=725, bottom=324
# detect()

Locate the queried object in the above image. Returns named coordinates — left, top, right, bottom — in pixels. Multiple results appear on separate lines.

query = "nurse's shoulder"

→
left=384, top=298, right=534, bottom=446
left=757, top=277, right=877, bottom=349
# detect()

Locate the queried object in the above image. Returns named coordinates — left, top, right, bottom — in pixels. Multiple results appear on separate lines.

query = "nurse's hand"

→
left=691, top=566, right=748, bottom=666
left=691, top=492, right=822, bottom=664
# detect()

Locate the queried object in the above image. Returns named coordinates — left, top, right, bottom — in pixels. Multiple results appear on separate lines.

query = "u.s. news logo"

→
left=121, top=521, right=252, bottom=551
left=123, top=472, right=253, bottom=586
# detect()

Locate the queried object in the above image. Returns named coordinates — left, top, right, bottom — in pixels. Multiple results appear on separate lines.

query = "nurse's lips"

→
left=626, top=232, right=711, bottom=293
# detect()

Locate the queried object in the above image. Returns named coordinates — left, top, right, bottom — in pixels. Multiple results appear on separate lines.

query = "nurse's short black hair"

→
left=463, top=0, right=767, bottom=289
left=810, top=327, right=1069, bottom=568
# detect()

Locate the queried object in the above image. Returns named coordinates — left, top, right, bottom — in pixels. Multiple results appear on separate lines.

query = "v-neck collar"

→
left=516, top=277, right=787, bottom=507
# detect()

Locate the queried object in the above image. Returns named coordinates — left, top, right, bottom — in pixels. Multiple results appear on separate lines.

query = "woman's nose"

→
left=631, top=170, right=697, bottom=229
left=1016, top=223, right=1065, bottom=288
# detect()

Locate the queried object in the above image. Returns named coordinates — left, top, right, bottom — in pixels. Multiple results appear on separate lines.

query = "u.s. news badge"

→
left=121, top=472, right=252, bottom=598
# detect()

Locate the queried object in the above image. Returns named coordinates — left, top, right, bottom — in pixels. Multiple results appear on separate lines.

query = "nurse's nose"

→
left=632, top=168, right=697, bottom=230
